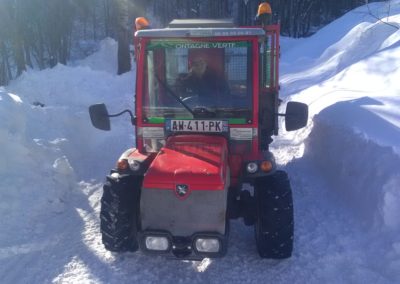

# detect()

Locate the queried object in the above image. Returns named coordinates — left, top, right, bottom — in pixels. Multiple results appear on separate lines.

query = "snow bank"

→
left=73, top=38, right=119, bottom=74
left=276, top=5, right=400, bottom=275
left=6, top=46, right=136, bottom=179
left=0, top=90, right=76, bottom=245
left=282, top=1, right=400, bottom=62
left=304, top=115, right=400, bottom=231
left=281, top=6, right=400, bottom=96
left=0, top=38, right=136, bottom=247
left=280, top=1, right=400, bottom=235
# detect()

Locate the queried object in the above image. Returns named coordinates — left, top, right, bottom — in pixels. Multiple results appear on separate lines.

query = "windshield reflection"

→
left=143, top=39, right=253, bottom=121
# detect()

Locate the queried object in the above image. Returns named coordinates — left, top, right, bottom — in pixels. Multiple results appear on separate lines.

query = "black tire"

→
left=254, top=170, right=294, bottom=259
left=100, top=174, right=142, bottom=252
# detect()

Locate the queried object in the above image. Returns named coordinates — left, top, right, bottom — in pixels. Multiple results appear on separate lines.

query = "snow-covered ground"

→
left=1, top=2, right=400, bottom=283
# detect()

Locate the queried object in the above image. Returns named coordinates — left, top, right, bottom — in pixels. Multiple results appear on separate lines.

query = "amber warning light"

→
left=135, top=17, right=150, bottom=31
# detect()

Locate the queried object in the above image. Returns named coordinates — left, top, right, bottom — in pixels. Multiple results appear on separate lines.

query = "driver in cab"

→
left=177, top=58, right=229, bottom=100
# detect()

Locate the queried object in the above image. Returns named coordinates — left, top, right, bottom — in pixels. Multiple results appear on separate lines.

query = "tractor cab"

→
left=136, top=19, right=276, bottom=156
left=89, top=16, right=308, bottom=260
left=90, top=18, right=307, bottom=183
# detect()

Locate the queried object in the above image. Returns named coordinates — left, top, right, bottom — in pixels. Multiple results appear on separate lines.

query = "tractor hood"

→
left=143, top=135, right=229, bottom=191
left=141, top=134, right=230, bottom=237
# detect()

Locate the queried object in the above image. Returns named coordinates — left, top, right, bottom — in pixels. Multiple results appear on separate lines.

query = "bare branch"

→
left=365, top=0, right=399, bottom=30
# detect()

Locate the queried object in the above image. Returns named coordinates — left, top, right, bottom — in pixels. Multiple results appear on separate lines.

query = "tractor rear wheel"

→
left=254, top=170, right=294, bottom=259
left=100, top=174, right=142, bottom=252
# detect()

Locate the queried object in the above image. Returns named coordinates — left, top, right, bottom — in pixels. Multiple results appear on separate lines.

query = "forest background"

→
left=0, top=0, right=387, bottom=85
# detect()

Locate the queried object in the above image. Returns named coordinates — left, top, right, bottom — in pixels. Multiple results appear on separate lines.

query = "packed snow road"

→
left=1, top=2, right=400, bottom=283
left=1, top=143, right=397, bottom=283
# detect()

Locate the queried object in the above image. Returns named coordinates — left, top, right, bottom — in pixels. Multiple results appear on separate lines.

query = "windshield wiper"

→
left=192, top=106, right=217, bottom=118
left=154, top=75, right=195, bottom=117
left=215, top=107, right=251, bottom=112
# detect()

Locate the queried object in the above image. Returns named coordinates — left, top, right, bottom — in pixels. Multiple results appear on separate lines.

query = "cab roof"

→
left=168, top=19, right=235, bottom=28
left=135, top=18, right=265, bottom=38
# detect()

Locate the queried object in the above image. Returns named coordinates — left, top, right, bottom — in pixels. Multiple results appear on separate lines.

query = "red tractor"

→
left=89, top=18, right=308, bottom=259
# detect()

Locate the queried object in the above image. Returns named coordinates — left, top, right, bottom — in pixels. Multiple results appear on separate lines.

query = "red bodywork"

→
left=143, top=135, right=228, bottom=193
left=134, top=25, right=281, bottom=187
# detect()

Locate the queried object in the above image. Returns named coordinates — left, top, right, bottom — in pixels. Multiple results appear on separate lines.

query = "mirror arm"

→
left=108, top=109, right=136, bottom=125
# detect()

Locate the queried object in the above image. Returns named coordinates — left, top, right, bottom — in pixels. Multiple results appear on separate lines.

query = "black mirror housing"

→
left=285, top=101, right=308, bottom=131
left=89, top=103, right=111, bottom=131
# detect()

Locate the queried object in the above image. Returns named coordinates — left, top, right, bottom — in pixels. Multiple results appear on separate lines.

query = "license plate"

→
left=165, top=119, right=228, bottom=133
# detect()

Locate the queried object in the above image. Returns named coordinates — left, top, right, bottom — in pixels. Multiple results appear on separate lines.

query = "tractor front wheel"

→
left=254, top=170, right=294, bottom=259
left=100, top=174, right=142, bottom=252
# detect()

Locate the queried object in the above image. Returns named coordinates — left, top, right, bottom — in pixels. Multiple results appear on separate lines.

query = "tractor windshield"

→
left=143, top=39, right=253, bottom=123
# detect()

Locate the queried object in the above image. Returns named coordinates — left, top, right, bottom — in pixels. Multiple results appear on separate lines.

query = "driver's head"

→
left=190, top=58, right=207, bottom=77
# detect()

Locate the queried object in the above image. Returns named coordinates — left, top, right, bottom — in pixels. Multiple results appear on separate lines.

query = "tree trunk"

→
left=13, top=0, right=26, bottom=75
left=0, top=42, right=10, bottom=86
left=24, top=39, right=33, bottom=68
left=104, top=0, right=112, bottom=37
left=14, top=38, right=26, bottom=75
left=93, top=5, right=97, bottom=40
left=116, top=0, right=131, bottom=75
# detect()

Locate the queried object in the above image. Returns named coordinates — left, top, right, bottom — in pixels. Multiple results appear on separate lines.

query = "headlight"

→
left=145, top=236, right=169, bottom=251
left=246, top=162, right=258, bottom=173
left=128, top=159, right=141, bottom=171
left=195, top=238, right=220, bottom=253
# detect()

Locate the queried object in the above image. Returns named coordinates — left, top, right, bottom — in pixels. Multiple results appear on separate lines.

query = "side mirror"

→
left=285, top=101, right=308, bottom=131
left=89, top=103, right=111, bottom=131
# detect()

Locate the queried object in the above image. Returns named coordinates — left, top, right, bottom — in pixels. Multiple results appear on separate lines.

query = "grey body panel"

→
left=140, top=170, right=230, bottom=236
